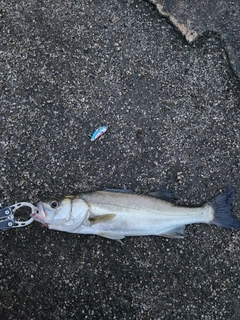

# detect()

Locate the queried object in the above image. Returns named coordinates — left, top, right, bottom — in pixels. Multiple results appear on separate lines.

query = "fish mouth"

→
left=31, top=201, right=47, bottom=222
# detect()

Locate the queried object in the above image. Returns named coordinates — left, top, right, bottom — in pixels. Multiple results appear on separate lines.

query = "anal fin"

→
left=161, top=226, right=186, bottom=238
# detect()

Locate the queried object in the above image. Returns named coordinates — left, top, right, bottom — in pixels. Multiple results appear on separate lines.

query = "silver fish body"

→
left=32, top=188, right=240, bottom=240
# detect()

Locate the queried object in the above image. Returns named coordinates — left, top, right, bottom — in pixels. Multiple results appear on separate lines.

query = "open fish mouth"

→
left=31, top=202, right=47, bottom=221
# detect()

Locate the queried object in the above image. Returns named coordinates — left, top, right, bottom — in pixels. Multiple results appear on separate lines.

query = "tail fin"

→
left=210, top=187, right=240, bottom=230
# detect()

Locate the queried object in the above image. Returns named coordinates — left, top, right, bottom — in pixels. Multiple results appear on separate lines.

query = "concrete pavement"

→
left=1, top=0, right=240, bottom=319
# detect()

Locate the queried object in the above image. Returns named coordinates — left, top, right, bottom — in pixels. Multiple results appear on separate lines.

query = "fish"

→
left=91, top=125, right=108, bottom=142
left=31, top=187, right=240, bottom=240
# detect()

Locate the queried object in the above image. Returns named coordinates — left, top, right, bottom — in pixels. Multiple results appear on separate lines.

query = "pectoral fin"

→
left=161, top=226, right=186, bottom=238
left=98, top=232, right=125, bottom=240
left=88, top=214, right=116, bottom=225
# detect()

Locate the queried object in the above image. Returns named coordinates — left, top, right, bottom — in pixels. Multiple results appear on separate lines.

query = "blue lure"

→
left=91, top=125, right=108, bottom=141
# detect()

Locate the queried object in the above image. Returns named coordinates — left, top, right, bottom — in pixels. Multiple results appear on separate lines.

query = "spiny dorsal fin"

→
left=105, top=188, right=134, bottom=194
left=88, top=214, right=116, bottom=225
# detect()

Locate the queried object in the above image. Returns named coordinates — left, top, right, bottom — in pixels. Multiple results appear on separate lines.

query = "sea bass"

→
left=32, top=188, right=240, bottom=240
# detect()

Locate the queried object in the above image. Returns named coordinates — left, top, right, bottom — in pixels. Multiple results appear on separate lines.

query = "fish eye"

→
left=50, top=200, right=59, bottom=209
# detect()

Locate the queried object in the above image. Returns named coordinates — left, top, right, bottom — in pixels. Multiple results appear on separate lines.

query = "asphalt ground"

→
left=0, top=0, right=240, bottom=319
left=147, top=0, right=240, bottom=78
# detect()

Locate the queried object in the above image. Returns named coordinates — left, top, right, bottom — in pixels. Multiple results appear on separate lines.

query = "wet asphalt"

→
left=1, top=0, right=240, bottom=319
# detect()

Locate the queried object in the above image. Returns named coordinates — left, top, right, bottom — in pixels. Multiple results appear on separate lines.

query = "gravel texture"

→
left=0, top=0, right=240, bottom=319
left=146, top=0, right=240, bottom=78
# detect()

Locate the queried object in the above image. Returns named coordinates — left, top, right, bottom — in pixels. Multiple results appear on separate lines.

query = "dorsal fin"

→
left=147, top=189, right=176, bottom=202
left=105, top=188, right=134, bottom=194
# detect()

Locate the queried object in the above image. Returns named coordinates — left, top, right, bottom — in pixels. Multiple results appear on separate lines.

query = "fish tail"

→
left=209, top=187, right=240, bottom=229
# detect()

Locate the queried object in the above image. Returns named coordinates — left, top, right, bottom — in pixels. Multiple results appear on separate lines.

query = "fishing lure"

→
left=91, top=125, right=108, bottom=142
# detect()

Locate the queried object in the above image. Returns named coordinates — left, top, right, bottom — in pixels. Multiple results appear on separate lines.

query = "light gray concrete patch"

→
left=146, top=0, right=240, bottom=78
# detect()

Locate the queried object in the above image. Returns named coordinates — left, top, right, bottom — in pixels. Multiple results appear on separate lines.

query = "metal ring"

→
left=11, top=202, right=38, bottom=228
